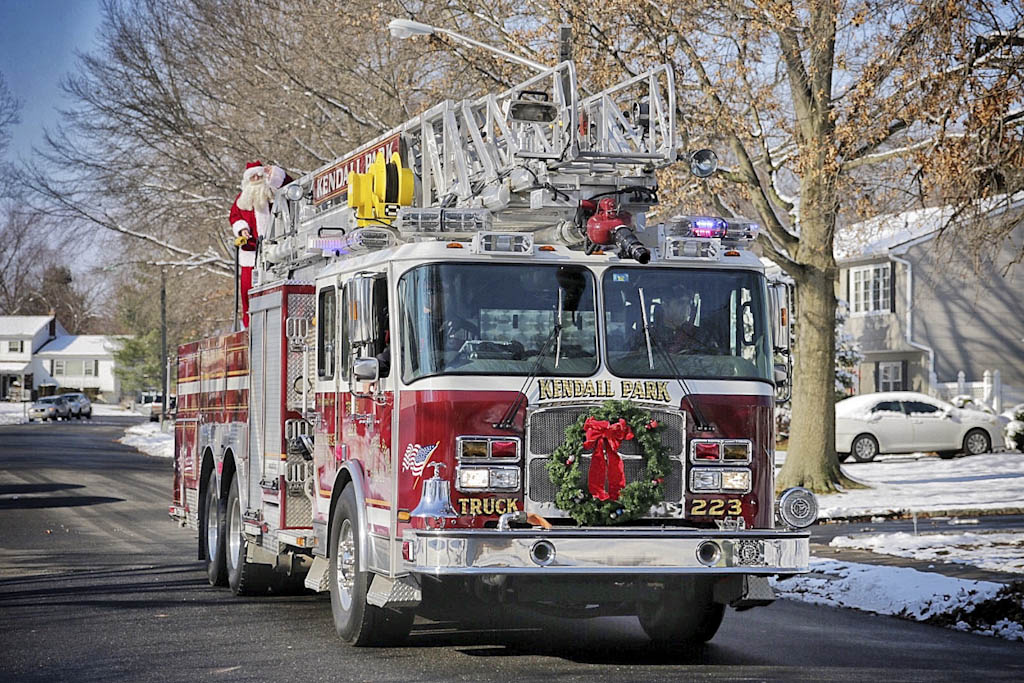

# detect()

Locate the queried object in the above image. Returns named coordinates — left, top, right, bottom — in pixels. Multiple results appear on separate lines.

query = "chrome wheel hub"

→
left=227, top=495, right=241, bottom=572
left=335, top=519, right=356, bottom=611
left=966, top=433, right=987, bottom=454
left=855, top=439, right=875, bottom=458
left=206, top=489, right=219, bottom=559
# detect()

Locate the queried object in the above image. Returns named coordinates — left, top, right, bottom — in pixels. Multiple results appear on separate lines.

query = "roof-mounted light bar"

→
left=396, top=207, right=493, bottom=236
left=308, top=227, right=396, bottom=256
left=471, top=231, right=534, bottom=255
left=666, top=215, right=760, bottom=242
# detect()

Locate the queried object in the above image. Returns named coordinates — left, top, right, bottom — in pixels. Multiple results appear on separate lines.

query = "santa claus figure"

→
left=229, top=161, right=290, bottom=327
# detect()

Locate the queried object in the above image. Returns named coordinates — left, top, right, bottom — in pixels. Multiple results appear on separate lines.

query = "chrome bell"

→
left=410, top=462, right=458, bottom=521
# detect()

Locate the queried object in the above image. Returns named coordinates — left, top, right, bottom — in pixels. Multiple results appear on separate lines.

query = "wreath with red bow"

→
left=546, top=400, right=669, bottom=525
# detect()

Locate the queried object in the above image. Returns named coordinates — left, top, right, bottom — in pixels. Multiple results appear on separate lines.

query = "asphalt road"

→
left=1, top=418, right=1022, bottom=683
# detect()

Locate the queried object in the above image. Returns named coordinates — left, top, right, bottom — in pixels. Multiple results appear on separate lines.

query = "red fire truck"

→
left=170, top=60, right=817, bottom=646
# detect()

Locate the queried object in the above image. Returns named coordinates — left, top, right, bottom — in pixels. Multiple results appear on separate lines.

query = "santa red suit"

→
left=229, top=161, right=290, bottom=327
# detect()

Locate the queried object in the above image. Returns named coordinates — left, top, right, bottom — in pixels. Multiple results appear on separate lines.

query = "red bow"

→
left=583, top=417, right=634, bottom=501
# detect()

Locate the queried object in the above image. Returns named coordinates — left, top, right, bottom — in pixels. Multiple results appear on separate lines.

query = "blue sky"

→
left=0, top=0, right=104, bottom=161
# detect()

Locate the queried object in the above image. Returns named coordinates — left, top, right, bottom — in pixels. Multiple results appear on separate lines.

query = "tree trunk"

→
left=776, top=266, right=843, bottom=492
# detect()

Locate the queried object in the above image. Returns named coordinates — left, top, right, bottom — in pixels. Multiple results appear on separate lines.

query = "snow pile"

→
left=830, top=530, right=1024, bottom=575
left=773, top=559, right=1024, bottom=641
left=0, top=401, right=27, bottom=425
left=118, top=421, right=174, bottom=458
left=817, top=452, right=1024, bottom=519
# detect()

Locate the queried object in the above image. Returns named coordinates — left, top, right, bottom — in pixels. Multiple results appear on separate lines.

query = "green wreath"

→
left=546, top=400, right=669, bottom=526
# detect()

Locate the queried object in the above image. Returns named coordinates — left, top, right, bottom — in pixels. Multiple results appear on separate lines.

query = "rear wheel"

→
left=963, top=429, right=991, bottom=456
left=329, top=485, right=413, bottom=645
left=202, top=477, right=227, bottom=587
left=638, top=578, right=724, bottom=646
left=225, top=474, right=272, bottom=595
left=851, top=434, right=879, bottom=463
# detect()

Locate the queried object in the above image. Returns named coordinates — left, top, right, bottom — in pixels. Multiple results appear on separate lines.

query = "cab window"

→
left=317, top=286, right=336, bottom=379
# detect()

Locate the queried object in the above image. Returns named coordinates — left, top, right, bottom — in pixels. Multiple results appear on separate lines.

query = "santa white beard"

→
left=237, top=178, right=273, bottom=211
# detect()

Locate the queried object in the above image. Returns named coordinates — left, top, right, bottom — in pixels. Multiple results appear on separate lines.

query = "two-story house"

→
left=0, top=315, right=66, bottom=400
left=836, top=201, right=1024, bottom=408
left=35, top=335, right=125, bottom=402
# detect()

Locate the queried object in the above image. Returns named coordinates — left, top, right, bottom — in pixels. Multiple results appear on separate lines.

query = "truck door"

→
left=313, top=281, right=342, bottom=522
left=340, top=272, right=394, bottom=575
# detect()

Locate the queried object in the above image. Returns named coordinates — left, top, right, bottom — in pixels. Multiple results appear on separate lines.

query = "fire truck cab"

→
left=171, top=59, right=816, bottom=647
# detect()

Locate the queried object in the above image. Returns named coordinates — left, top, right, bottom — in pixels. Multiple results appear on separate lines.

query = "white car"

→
left=835, top=392, right=1003, bottom=463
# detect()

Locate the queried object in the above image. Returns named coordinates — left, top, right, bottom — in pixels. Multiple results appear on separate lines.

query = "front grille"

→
left=529, top=457, right=684, bottom=503
left=528, top=406, right=684, bottom=456
left=526, top=405, right=686, bottom=512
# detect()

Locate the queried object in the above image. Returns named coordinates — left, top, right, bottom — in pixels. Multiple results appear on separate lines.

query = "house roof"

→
left=0, top=361, right=31, bottom=373
left=835, top=192, right=1024, bottom=263
left=835, top=207, right=952, bottom=261
left=0, top=315, right=54, bottom=338
left=36, top=335, right=125, bottom=357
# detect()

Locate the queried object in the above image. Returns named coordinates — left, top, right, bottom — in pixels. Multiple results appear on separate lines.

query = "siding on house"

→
left=904, top=225, right=1024, bottom=389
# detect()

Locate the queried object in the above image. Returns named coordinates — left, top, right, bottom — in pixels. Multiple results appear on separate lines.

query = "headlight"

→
left=776, top=487, right=818, bottom=529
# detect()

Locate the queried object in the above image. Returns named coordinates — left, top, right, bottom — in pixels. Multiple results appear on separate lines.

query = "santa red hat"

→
left=243, top=161, right=264, bottom=181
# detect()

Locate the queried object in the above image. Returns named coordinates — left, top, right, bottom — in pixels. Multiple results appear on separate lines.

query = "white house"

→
left=35, top=335, right=126, bottom=403
left=0, top=315, right=66, bottom=400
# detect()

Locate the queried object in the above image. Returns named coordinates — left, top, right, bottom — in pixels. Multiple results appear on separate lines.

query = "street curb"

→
left=820, top=507, right=1024, bottom=524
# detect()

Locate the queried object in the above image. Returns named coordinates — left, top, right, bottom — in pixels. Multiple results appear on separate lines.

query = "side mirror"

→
left=352, top=357, right=379, bottom=383
left=774, top=363, right=790, bottom=386
left=768, top=282, right=792, bottom=352
left=349, top=276, right=375, bottom=346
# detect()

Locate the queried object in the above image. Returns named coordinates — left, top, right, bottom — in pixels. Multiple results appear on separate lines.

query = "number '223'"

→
left=690, top=498, right=743, bottom=516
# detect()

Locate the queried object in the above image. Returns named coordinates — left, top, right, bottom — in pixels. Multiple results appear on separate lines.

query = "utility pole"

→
left=160, top=268, right=167, bottom=425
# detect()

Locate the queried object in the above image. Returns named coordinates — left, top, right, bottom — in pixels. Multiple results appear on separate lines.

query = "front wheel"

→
left=638, top=578, right=724, bottom=646
left=225, top=474, right=272, bottom=595
left=851, top=434, right=879, bottom=463
left=329, top=486, right=413, bottom=645
left=963, top=429, right=991, bottom=456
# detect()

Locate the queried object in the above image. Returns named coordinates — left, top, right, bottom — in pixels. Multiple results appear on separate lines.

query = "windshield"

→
left=399, top=263, right=598, bottom=382
left=603, top=267, right=773, bottom=381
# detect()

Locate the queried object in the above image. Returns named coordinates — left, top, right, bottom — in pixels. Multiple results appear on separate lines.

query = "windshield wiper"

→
left=493, top=315, right=563, bottom=432
left=637, top=289, right=714, bottom=432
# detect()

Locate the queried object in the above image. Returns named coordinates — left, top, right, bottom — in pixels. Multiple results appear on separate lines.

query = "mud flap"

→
left=366, top=574, right=422, bottom=609
left=713, top=575, right=775, bottom=610
left=304, top=555, right=331, bottom=592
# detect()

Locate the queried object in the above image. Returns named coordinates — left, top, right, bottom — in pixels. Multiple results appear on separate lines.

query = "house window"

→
left=850, top=264, right=890, bottom=314
left=85, top=360, right=97, bottom=377
left=878, top=361, right=903, bottom=392
left=54, top=360, right=65, bottom=376
left=8, top=340, right=24, bottom=353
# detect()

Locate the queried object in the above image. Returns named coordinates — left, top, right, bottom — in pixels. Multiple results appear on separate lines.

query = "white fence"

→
left=935, top=370, right=1023, bottom=413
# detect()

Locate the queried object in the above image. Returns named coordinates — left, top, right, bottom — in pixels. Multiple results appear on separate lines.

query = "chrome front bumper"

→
left=403, top=528, right=809, bottom=575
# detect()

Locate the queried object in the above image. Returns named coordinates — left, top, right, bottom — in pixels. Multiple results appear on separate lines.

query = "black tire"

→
left=937, top=451, right=958, bottom=460
left=225, top=474, right=273, bottom=595
left=201, top=476, right=228, bottom=587
left=329, top=486, right=414, bottom=645
left=85, top=411, right=92, bottom=419
left=638, top=578, right=724, bottom=646
left=850, top=434, right=879, bottom=463
left=962, top=429, right=991, bottom=456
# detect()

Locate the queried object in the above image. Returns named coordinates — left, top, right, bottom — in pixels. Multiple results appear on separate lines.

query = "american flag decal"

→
left=401, top=442, right=439, bottom=476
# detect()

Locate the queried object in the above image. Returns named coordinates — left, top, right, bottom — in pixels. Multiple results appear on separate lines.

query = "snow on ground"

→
left=816, top=452, right=1024, bottom=519
left=0, top=401, right=29, bottom=425
left=0, top=400, right=137, bottom=424
left=118, top=421, right=174, bottom=458
left=774, top=449, right=1024, bottom=640
left=773, top=559, right=1024, bottom=641
left=830, top=530, right=1024, bottom=575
